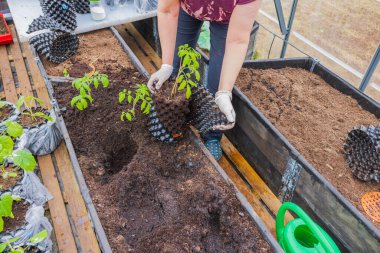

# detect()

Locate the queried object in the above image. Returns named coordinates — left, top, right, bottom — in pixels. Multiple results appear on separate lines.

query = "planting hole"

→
left=103, top=132, right=137, bottom=175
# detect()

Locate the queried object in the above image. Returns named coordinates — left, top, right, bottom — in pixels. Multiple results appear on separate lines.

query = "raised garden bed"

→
left=224, top=58, right=379, bottom=252
left=0, top=13, right=13, bottom=45
left=41, top=29, right=281, bottom=252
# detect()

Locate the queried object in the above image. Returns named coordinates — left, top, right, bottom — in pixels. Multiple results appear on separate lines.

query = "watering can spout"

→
left=276, top=202, right=341, bottom=253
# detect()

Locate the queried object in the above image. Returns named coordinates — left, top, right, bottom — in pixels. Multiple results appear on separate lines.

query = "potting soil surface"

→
left=0, top=19, right=7, bottom=35
left=54, top=68, right=272, bottom=252
left=0, top=168, right=22, bottom=190
left=237, top=67, right=379, bottom=226
left=0, top=105, right=13, bottom=122
left=18, top=108, right=48, bottom=128
left=3, top=201, right=28, bottom=232
left=42, top=29, right=132, bottom=77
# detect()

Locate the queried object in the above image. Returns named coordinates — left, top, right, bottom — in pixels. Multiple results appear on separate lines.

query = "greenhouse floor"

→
left=0, top=25, right=101, bottom=253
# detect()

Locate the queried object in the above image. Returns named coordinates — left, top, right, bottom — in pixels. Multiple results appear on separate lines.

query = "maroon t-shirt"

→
left=181, top=0, right=256, bottom=23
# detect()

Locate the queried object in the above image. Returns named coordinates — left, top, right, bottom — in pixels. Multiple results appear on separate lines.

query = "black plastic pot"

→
left=225, top=58, right=380, bottom=252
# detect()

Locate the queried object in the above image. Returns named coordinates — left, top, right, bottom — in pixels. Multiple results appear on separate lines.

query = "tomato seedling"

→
left=119, top=84, right=152, bottom=121
left=70, top=71, right=109, bottom=110
left=171, top=44, right=201, bottom=99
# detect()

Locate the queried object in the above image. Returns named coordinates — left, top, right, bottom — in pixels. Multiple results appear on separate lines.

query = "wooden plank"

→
left=221, top=136, right=293, bottom=223
left=21, top=42, right=51, bottom=108
left=115, top=25, right=157, bottom=74
left=124, top=23, right=162, bottom=67
left=38, top=155, right=78, bottom=253
left=9, top=26, right=34, bottom=98
left=219, top=156, right=276, bottom=236
left=54, top=143, right=101, bottom=253
left=0, top=47, right=18, bottom=103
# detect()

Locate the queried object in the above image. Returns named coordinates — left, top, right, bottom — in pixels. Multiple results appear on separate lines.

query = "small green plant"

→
left=63, top=68, right=69, bottom=78
left=0, top=121, right=37, bottom=187
left=0, top=229, right=48, bottom=253
left=0, top=193, right=21, bottom=232
left=171, top=44, right=201, bottom=99
left=70, top=71, right=109, bottom=110
left=119, top=84, right=152, bottom=121
left=16, top=96, right=53, bottom=123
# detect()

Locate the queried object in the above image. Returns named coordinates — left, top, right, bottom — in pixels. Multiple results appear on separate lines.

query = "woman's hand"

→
left=215, top=90, right=236, bottom=125
left=147, top=64, right=173, bottom=93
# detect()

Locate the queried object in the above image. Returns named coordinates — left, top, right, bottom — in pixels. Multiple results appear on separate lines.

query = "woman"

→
left=148, top=0, right=261, bottom=160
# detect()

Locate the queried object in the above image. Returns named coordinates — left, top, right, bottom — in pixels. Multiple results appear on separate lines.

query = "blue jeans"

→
left=173, top=8, right=228, bottom=141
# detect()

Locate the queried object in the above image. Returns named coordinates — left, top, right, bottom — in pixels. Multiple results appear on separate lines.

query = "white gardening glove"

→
left=215, top=90, right=236, bottom=130
left=147, top=64, right=173, bottom=93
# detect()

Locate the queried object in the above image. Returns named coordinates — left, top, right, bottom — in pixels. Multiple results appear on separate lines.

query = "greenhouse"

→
left=0, top=0, right=379, bottom=252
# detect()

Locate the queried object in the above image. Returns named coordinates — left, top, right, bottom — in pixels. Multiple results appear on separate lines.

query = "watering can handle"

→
left=276, top=202, right=335, bottom=253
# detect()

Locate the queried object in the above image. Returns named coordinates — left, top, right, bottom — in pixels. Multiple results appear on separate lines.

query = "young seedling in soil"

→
left=0, top=121, right=37, bottom=189
left=70, top=71, right=109, bottom=110
left=152, top=44, right=201, bottom=136
left=0, top=193, right=21, bottom=232
left=171, top=44, right=201, bottom=99
left=16, top=96, right=53, bottom=127
left=63, top=68, right=69, bottom=78
left=119, top=84, right=152, bottom=121
left=0, top=229, right=48, bottom=253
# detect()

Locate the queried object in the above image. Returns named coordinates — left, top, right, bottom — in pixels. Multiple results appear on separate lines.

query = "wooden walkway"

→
left=115, top=23, right=293, bottom=237
left=0, top=25, right=101, bottom=253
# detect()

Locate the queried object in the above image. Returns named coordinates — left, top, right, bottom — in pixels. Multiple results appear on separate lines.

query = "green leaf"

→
left=101, top=76, right=109, bottom=88
left=143, top=103, right=151, bottom=114
left=63, top=68, right=69, bottom=78
left=0, top=101, right=6, bottom=109
left=178, top=81, right=187, bottom=91
left=141, top=100, right=147, bottom=111
left=0, top=193, right=14, bottom=221
left=79, top=87, right=87, bottom=97
left=127, top=95, right=133, bottom=104
left=29, top=230, right=48, bottom=244
left=177, top=75, right=184, bottom=84
left=16, top=96, right=24, bottom=111
left=0, top=136, right=14, bottom=161
left=0, top=241, right=8, bottom=253
left=188, top=80, right=198, bottom=87
left=186, top=85, right=192, bottom=99
left=80, top=98, right=88, bottom=109
left=93, top=78, right=99, bottom=89
left=126, top=112, right=132, bottom=121
left=195, top=70, right=200, bottom=81
left=8, top=172, right=18, bottom=178
left=76, top=102, right=84, bottom=111
left=4, top=121, right=23, bottom=138
left=70, top=96, right=81, bottom=108
left=13, top=150, right=37, bottom=172
left=0, top=218, right=3, bottom=233
left=118, top=91, right=126, bottom=103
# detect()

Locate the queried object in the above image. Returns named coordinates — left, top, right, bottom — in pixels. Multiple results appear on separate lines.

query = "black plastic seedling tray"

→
left=223, top=57, right=379, bottom=252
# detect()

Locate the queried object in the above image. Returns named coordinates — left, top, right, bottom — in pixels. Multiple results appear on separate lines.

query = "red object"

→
left=0, top=13, right=13, bottom=45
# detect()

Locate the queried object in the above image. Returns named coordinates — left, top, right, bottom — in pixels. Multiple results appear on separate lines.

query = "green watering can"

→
left=276, top=202, right=341, bottom=253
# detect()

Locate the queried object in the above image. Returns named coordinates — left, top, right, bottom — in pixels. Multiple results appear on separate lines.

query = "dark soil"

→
left=154, top=80, right=190, bottom=134
left=236, top=67, right=380, bottom=226
left=3, top=200, right=28, bottom=232
left=55, top=68, right=272, bottom=253
left=0, top=105, right=13, bottom=122
left=19, top=108, right=48, bottom=128
left=0, top=19, right=7, bottom=35
left=68, top=63, right=93, bottom=78
left=0, top=166, right=22, bottom=190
